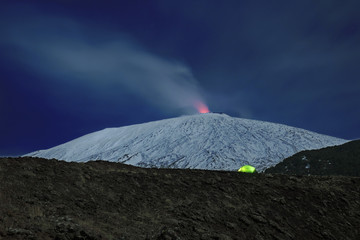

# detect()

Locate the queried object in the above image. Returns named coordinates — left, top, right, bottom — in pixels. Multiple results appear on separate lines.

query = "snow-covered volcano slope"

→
left=25, top=113, right=347, bottom=171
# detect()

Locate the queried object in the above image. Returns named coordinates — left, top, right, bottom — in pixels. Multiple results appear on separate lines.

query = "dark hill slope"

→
left=265, top=140, right=360, bottom=176
left=0, top=157, right=359, bottom=240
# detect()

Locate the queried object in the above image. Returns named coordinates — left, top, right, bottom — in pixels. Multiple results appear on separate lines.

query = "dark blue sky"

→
left=1, top=0, right=360, bottom=156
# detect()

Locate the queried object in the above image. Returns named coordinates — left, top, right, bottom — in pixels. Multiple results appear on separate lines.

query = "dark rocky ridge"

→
left=0, top=157, right=359, bottom=239
left=265, top=140, right=360, bottom=176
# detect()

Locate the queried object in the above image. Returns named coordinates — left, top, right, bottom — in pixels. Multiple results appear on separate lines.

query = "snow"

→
left=25, top=113, right=348, bottom=172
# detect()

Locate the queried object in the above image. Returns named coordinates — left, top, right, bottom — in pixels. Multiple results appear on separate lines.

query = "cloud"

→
left=0, top=11, right=207, bottom=114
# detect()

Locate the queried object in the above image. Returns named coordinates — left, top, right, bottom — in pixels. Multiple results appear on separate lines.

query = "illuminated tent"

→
left=238, top=165, right=256, bottom=173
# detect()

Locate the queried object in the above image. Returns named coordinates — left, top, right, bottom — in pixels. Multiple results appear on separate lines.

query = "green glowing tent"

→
left=238, top=165, right=256, bottom=173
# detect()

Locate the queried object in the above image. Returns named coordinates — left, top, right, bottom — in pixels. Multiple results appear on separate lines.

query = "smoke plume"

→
left=1, top=13, right=207, bottom=114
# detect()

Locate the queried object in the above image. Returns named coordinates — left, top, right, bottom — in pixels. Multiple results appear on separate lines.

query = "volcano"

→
left=25, top=113, right=347, bottom=171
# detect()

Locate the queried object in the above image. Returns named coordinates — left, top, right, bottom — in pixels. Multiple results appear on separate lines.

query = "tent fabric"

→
left=238, top=165, right=256, bottom=173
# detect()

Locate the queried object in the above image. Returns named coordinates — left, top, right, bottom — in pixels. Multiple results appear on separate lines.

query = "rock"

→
left=238, top=216, right=252, bottom=226
left=7, top=228, right=33, bottom=236
left=163, top=218, right=179, bottom=226
left=225, top=222, right=236, bottom=229
left=156, top=227, right=180, bottom=240
left=251, top=214, right=267, bottom=223
left=212, top=233, right=232, bottom=240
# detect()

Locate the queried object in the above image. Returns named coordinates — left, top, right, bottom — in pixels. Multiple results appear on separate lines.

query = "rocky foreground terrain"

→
left=0, top=157, right=359, bottom=239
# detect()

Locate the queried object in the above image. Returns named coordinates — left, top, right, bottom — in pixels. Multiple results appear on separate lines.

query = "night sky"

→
left=1, top=0, right=360, bottom=156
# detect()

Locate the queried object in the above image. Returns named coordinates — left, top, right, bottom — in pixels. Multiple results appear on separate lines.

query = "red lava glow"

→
left=194, top=101, right=210, bottom=113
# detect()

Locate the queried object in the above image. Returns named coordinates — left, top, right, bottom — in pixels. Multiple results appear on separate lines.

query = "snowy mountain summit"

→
left=26, top=113, right=347, bottom=171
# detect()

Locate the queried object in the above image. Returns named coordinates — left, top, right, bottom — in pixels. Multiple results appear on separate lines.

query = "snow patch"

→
left=25, top=113, right=348, bottom=172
